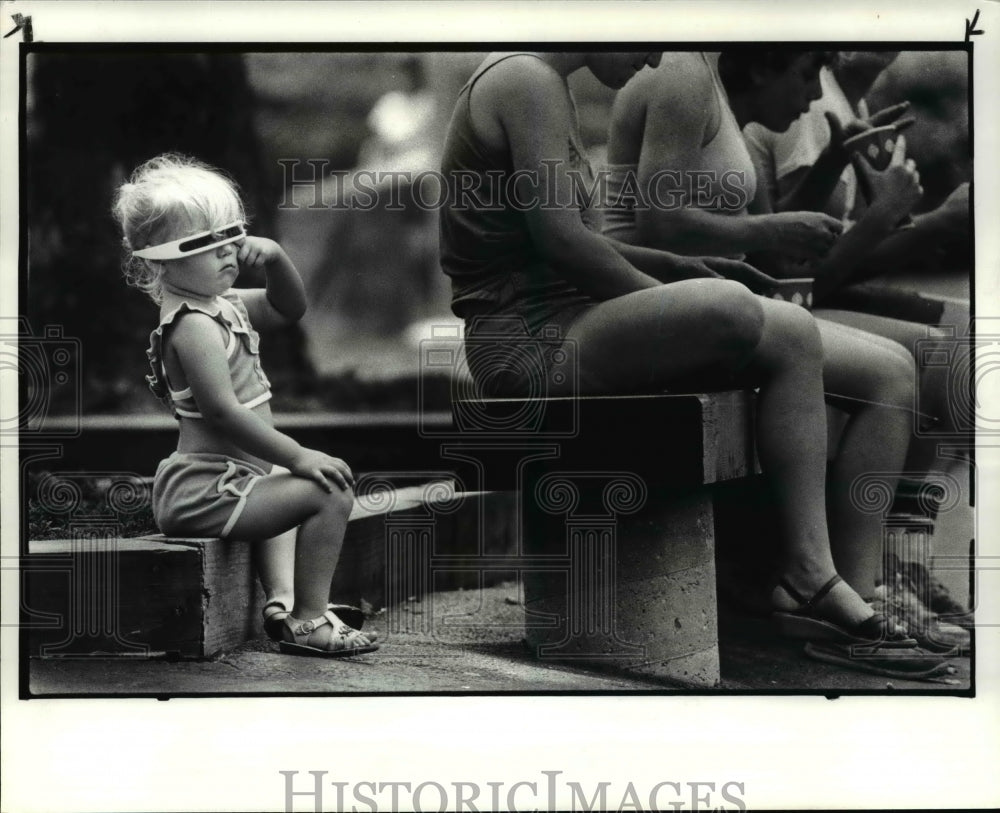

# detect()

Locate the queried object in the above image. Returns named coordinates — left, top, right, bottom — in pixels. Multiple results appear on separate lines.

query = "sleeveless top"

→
left=439, top=53, right=596, bottom=334
left=146, top=289, right=272, bottom=419
left=603, top=53, right=758, bottom=246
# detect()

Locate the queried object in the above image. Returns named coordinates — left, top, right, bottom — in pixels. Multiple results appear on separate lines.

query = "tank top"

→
left=603, top=53, right=758, bottom=244
left=146, top=289, right=272, bottom=419
left=439, top=53, right=596, bottom=334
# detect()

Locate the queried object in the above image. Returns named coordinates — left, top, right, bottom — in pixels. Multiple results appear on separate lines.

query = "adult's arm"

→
left=630, top=57, right=842, bottom=261
left=808, top=138, right=924, bottom=302
left=857, top=182, right=969, bottom=273
left=488, top=57, right=721, bottom=299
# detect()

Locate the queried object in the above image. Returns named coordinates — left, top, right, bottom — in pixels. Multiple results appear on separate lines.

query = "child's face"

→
left=158, top=217, right=244, bottom=298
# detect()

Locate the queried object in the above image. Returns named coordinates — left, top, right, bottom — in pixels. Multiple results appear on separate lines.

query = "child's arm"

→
left=233, top=237, right=307, bottom=329
left=170, top=313, right=352, bottom=492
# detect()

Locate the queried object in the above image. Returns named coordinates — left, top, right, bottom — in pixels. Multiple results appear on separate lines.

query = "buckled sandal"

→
left=279, top=610, right=379, bottom=658
left=773, top=575, right=917, bottom=648
left=262, top=599, right=371, bottom=643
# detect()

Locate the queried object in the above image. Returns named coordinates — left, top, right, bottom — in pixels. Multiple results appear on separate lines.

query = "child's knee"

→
left=325, top=485, right=354, bottom=519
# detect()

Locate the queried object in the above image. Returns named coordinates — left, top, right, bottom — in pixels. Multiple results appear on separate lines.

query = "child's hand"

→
left=290, top=448, right=355, bottom=493
left=237, top=236, right=287, bottom=270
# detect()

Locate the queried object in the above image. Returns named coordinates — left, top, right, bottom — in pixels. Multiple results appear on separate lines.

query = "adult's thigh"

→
left=816, top=317, right=916, bottom=405
left=561, top=278, right=765, bottom=394
left=814, top=308, right=942, bottom=354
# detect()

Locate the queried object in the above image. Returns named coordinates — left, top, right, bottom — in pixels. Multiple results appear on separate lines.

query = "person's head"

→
left=718, top=49, right=835, bottom=131
left=113, top=153, right=247, bottom=303
left=585, top=52, right=662, bottom=90
left=833, top=51, right=900, bottom=103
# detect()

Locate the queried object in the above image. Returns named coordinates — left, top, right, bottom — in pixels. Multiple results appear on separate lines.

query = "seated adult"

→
left=603, top=51, right=920, bottom=614
left=438, top=51, right=930, bottom=675
left=743, top=52, right=970, bottom=276
left=739, top=51, right=973, bottom=637
left=741, top=51, right=971, bottom=478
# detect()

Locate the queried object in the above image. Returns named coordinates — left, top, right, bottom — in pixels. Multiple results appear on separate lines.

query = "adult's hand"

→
left=851, top=133, right=923, bottom=224
left=825, top=102, right=914, bottom=162
left=762, top=211, right=844, bottom=261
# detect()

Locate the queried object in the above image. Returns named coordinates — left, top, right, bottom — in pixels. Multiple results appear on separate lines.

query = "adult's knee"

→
left=704, top=280, right=766, bottom=355
left=772, top=300, right=824, bottom=363
left=877, top=349, right=917, bottom=409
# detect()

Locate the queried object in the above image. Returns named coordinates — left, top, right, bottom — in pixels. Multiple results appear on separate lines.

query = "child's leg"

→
left=226, top=472, right=358, bottom=628
left=254, top=529, right=296, bottom=610
left=816, top=318, right=915, bottom=597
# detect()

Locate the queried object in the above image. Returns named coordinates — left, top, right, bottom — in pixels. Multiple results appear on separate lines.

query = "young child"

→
left=114, top=153, right=377, bottom=657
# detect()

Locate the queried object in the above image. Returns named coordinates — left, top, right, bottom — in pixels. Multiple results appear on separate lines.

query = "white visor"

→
left=133, top=221, right=246, bottom=260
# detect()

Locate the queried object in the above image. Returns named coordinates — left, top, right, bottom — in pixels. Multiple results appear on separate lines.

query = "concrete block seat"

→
left=23, top=483, right=513, bottom=660
left=451, top=390, right=757, bottom=688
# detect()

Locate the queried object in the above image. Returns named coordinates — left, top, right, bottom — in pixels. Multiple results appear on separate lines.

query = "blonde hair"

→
left=112, top=153, right=247, bottom=303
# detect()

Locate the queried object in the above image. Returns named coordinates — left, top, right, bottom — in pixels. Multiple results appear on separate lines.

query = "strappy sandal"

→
left=262, top=599, right=371, bottom=643
left=773, top=575, right=917, bottom=648
left=804, top=642, right=953, bottom=681
left=279, top=610, right=379, bottom=658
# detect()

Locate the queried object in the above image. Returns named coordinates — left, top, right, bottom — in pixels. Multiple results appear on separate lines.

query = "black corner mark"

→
left=966, top=9, right=984, bottom=41
left=3, top=13, right=32, bottom=41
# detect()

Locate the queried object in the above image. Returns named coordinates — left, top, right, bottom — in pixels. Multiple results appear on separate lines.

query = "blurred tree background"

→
left=24, top=50, right=969, bottom=417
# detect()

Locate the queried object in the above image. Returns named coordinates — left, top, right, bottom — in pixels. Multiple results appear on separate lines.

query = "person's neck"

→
left=713, top=58, right=753, bottom=129
left=727, top=93, right=754, bottom=129
left=162, top=281, right=216, bottom=302
left=522, top=52, right=585, bottom=78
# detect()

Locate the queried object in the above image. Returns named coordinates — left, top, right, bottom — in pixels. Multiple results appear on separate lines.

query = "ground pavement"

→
left=27, top=581, right=970, bottom=696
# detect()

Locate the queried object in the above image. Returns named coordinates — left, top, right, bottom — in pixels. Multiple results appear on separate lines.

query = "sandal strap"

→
left=285, top=610, right=337, bottom=640
left=779, top=574, right=843, bottom=612
left=262, top=599, right=291, bottom=620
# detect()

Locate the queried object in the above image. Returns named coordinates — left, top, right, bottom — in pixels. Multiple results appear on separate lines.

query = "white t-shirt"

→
left=743, top=67, right=858, bottom=220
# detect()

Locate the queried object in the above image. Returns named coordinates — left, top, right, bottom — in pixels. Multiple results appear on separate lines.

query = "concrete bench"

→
left=23, top=485, right=516, bottom=659
left=452, top=390, right=757, bottom=688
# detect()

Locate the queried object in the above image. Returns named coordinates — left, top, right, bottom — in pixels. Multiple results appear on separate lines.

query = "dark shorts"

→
left=462, top=305, right=591, bottom=398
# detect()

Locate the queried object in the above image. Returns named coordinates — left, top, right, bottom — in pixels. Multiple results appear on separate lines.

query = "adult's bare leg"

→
left=816, top=318, right=915, bottom=597
left=562, top=279, right=873, bottom=626
left=816, top=308, right=962, bottom=472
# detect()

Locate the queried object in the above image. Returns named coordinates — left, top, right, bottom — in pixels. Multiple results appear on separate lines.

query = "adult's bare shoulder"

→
left=645, top=53, right=714, bottom=115
left=470, top=54, right=571, bottom=148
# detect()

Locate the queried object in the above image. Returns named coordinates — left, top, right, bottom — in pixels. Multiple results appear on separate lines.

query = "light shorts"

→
left=152, top=452, right=287, bottom=539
